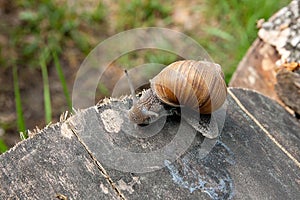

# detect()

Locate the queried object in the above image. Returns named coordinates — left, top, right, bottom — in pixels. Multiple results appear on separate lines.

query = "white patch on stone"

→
left=84, top=158, right=95, bottom=174
left=100, top=183, right=109, bottom=194
left=290, top=36, right=300, bottom=47
left=116, top=177, right=140, bottom=194
left=100, top=109, right=123, bottom=133
left=61, top=122, right=73, bottom=139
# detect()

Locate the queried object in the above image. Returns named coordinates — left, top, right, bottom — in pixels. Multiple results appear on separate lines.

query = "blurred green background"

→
left=0, top=0, right=290, bottom=153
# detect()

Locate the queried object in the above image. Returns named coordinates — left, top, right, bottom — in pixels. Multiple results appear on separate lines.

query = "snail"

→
left=125, top=60, right=227, bottom=139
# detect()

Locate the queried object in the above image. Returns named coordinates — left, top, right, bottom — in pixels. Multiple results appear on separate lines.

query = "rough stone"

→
left=0, top=124, right=121, bottom=200
left=0, top=88, right=299, bottom=200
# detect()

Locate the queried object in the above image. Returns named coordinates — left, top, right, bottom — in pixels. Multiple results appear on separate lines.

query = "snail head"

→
left=125, top=70, right=160, bottom=125
left=128, top=103, right=158, bottom=124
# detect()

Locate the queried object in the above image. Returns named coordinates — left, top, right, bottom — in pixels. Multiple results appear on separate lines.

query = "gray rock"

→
left=0, top=88, right=299, bottom=200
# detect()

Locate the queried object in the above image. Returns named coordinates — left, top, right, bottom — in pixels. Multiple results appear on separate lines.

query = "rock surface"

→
left=0, top=88, right=299, bottom=200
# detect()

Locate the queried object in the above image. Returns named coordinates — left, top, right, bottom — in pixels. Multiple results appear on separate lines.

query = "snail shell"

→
left=150, top=60, right=227, bottom=114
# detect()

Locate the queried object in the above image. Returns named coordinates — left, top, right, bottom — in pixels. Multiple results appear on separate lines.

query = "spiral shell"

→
left=150, top=60, right=227, bottom=114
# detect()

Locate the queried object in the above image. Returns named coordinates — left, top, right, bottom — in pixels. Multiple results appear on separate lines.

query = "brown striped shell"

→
left=150, top=60, right=227, bottom=114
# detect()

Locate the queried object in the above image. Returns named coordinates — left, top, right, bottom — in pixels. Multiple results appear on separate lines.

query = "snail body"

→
left=126, top=60, right=227, bottom=138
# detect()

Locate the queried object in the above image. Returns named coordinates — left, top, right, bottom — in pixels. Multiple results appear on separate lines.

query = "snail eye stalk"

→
left=124, top=69, right=138, bottom=104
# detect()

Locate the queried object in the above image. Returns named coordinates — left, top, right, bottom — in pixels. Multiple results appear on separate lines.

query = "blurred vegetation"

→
left=115, top=0, right=172, bottom=30
left=12, top=0, right=104, bottom=67
left=0, top=0, right=290, bottom=152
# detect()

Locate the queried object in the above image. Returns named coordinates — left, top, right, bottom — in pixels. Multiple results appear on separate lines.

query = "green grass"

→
left=13, top=64, right=26, bottom=133
left=52, top=51, right=72, bottom=110
left=40, top=50, right=52, bottom=124
left=112, top=0, right=289, bottom=83
left=116, top=0, right=172, bottom=30
left=1, top=0, right=106, bottom=150
left=1, top=63, right=27, bottom=149
left=0, top=139, right=7, bottom=153
left=13, top=0, right=105, bottom=68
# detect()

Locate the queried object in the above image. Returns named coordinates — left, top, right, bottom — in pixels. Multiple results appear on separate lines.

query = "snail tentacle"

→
left=141, top=109, right=159, bottom=117
left=124, top=69, right=138, bottom=104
